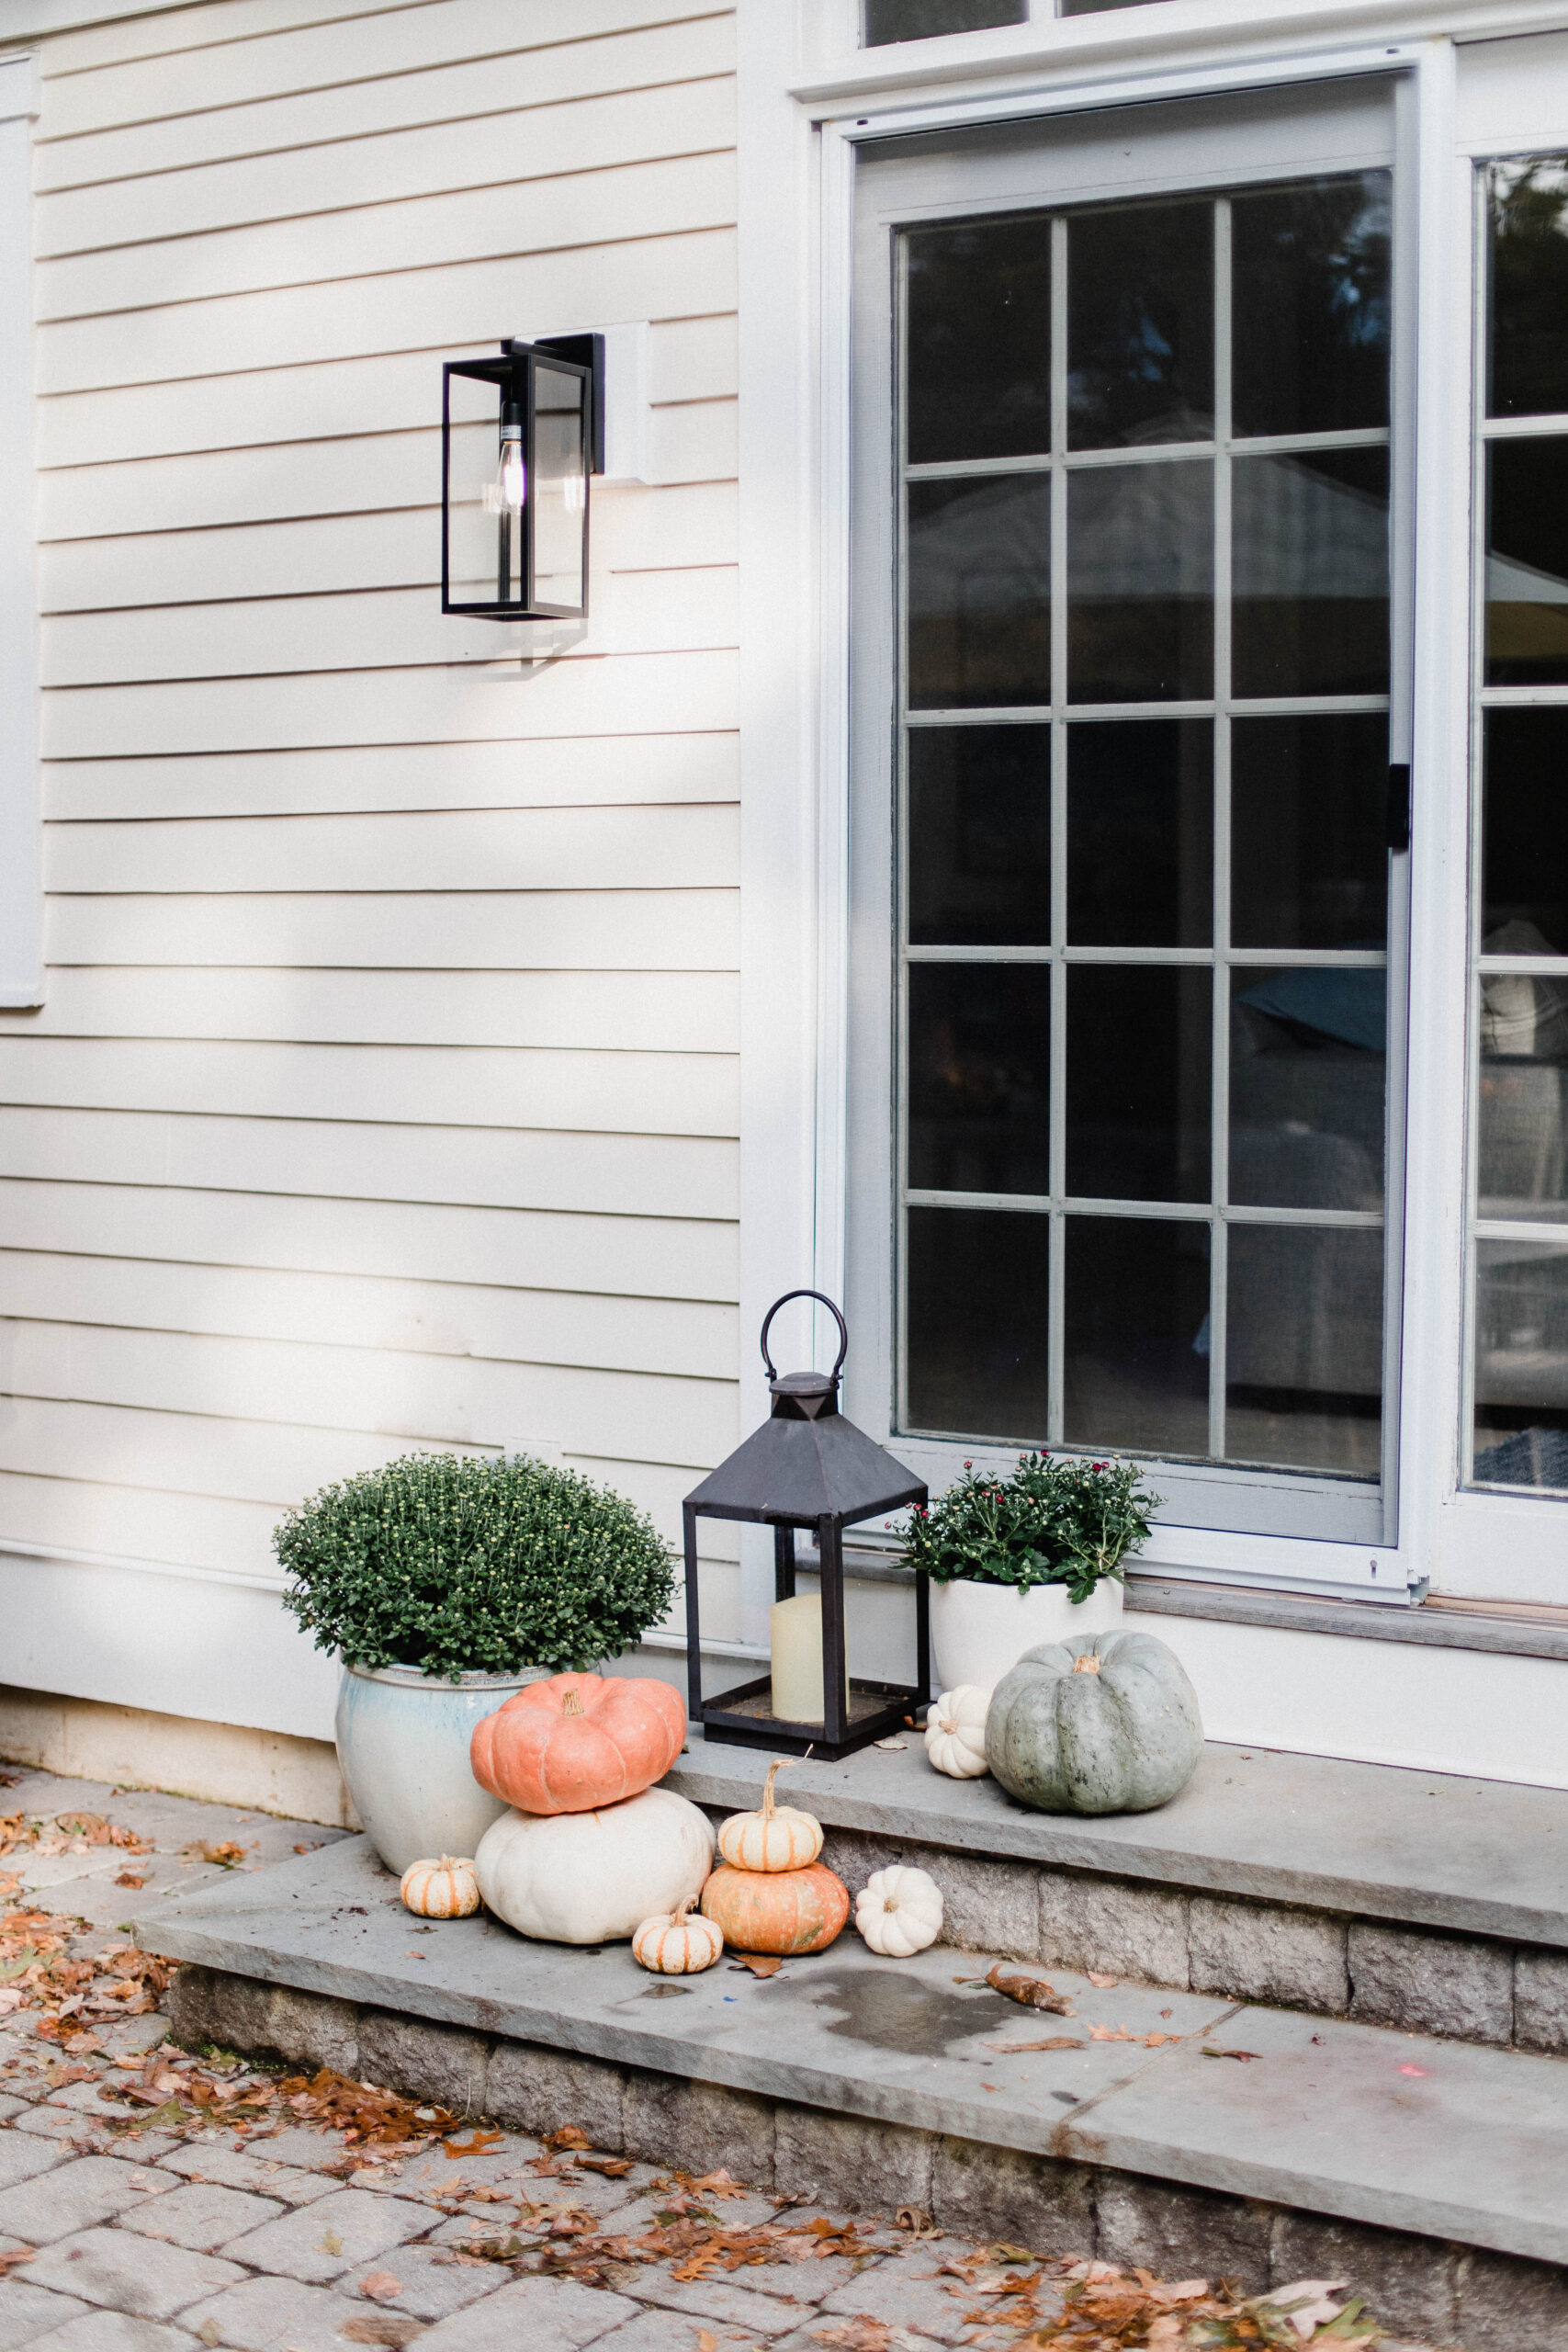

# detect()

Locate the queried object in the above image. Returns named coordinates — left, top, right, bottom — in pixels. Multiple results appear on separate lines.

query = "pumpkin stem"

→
left=673, top=1894, right=698, bottom=1922
left=761, top=1757, right=796, bottom=1822
left=561, top=1687, right=585, bottom=1715
left=1072, top=1652, right=1103, bottom=1676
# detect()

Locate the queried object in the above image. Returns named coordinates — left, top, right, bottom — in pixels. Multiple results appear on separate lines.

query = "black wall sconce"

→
left=441, top=334, right=604, bottom=621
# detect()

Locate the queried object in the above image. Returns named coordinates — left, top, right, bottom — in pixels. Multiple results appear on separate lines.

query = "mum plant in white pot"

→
left=904, top=1451, right=1159, bottom=1695
left=275, top=1451, right=675, bottom=1873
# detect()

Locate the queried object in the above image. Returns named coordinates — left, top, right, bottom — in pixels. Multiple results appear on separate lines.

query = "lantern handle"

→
left=760, top=1290, right=849, bottom=1385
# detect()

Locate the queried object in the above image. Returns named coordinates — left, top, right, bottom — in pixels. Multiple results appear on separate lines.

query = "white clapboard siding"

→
left=39, top=79, right=735, bottom=259
left=40, top=0, right=733, bottom=139
left=44, top=732, right=739, bottom=821
left=44, top=889, right=740, bottom=972
left=0, top=1114, right=739, bottom=1225
left=47, top=804, right=738, bottom=895
left=20, top=967, right=739, bottom=1056
left=0, top=1036, right=739, bottom=1136
left=36, top=321, right=737, bottom=472
left=5, top=1317, right=735, bottom=1468
left=41, top=650, right=739, bottom=761
left=0, top=1252, right=738, bottom=1380
left=40, top=571, right=739, bottom=685
left=41, top=0, right=477, bottom=75
left=0, top=1174, right=737, bottom=1295
left=0, top=1466, right=287, bottom=1579
left=38, top=230, right=736, bottom=395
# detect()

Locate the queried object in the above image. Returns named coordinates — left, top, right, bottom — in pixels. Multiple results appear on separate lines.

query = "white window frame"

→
left=738, top=0, right=1568, bottom=1623
left=0, top=47, right=39, bottom=1012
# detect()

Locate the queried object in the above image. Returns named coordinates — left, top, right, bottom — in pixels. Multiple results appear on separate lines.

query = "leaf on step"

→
left=0, top=2249, right=35, bottom=2277
left=178, top=1840, right=247, bottom=1869
left=339, top=2320, right=424, bottom=2347
left=114, top=1875, right=147, bottom=1890
left=732, top=1953, right=782, bottom=1977
left=1086, top=1972, right=1121, bottom=1987
left=543, top=2124, right=592, bottom=2150
left=319, top=2230, right=344, bottom=2256
left=442, top=2132, right=502, bottom=2158
left=694, top=2333, right=720, bottom=2352
left=357, top=2273, right=405, bottom=2302
left=577, top=2155, right=633, bottom=2176
left=1201, top=2045, right=1262, bottom=2062
left=872, top=1737, right=907, bottom=1750
left=985, top=1964, right=1074, bottom=2016
left=985, top=2036, right=1083, bottom=2052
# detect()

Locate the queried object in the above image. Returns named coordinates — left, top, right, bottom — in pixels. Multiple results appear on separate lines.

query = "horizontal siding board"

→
left=39, top=571, right=739, bottom=684
left=39, top=17, right=735, bottom=191
left=39, top=77, right=734, bottom=255
left=2, top=1318, right=736, bottom=1465
left=40, top=650, right=739, bottom=760
left=19, top=967, right=739, bottom=1054
left=43, top=732, right=739, bottom=820
left=0, top=1113, right=739, bottom=1224
left=46, top=804, right=738, bottom=894
left=39, top=153, right=736, bottom=323
left=0, top=1251, right=738, bottom=1378
left=36, top=324, right=737, bottom=472
left=40, top=0, right=486, bottom=75
left=41, top=0, right=732, bottom=138
left=43, top=888, right=739, bottom=972
left=0, top=1176, right=735, bottom=1297
left=0, top=1037, right=739, bottom=1136
left=37, top=229, right=736, bottom=394
left=0, top=1464, right=284, bottom=1579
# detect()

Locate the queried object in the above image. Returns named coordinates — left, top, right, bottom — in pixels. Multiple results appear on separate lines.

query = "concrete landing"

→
left=135, top=1833, right=1568, bottom=2272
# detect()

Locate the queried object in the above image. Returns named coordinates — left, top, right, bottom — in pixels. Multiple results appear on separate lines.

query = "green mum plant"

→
left=901, top=1451, right=1160, bottom=1606
left=275, top=1451, right=676, bottom=1680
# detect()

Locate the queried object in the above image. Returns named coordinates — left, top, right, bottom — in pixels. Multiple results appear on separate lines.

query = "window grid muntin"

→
left=1463, top=155, right=1568, bottom=1493
left=894, top=182, right=1393, bottom=1471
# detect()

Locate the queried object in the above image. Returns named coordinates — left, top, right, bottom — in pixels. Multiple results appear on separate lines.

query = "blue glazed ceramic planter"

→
left=335, top=1661, right=551, bottom=1875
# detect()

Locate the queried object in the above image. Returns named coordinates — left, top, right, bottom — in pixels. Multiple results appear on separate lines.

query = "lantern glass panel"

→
left=446, top=368, right=523, bottom=611
left=534, top=363, right=588, bottom=613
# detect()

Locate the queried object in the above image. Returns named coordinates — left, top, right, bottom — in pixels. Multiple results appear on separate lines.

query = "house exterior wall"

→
left=0, top=0, right=742, bottom=1747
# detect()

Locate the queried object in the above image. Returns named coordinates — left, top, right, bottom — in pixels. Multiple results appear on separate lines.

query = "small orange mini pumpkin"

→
left=632, top=1894, right=725, bottom=1975
left=699, top=1860, right=850, bottom=1956
left=716, top=1758, right=824, bottom=1873
left=400, top=1855, right=480, bottom=1918
left=470, top=1671, right=686, bottom=1816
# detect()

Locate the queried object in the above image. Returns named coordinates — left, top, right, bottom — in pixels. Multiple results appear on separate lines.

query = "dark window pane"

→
left=1483, top=708, right=1568, bottom=953
left=909, top=726, right=1051, bottom=945
left=1232, top=714, right=1389, bottom=949
left=1485, top=439, right=1568, bottom=686
left=908, top=964, right=1052, bottom=1193
left=1230, top=966, right=1385, bottom=1211
left=906, top=1204, right=1049, bottom=1440
left=1066, top=199, right=1213, bottom=450
left=1067, top=460, right=1213, bottom=702
left=1066, top=966, right=1212, bottom=1201
left=906, top=218, right=1051, bottom=464
left=908, top=475, right=1051, bottom=708
left=1059, top=0, right=1171, bottom=12
left=1488, top=157, right=1568, bottom=420
left=1478, top=896, right=1568, bottom=1221
left=1067, top=719, right=1213, bottom=946
left=1231, top=174, right=1391, bottom=437
left=867, top=0, right=1026, bottom=41
left=1063, top=1216, right=1210, bottom=1455
left=1473, top=1239, right=1568, bottom=1487
left=1232, top=448, right=1389, bottom=697
left=1226, top=1224, right=1382, bottom=1475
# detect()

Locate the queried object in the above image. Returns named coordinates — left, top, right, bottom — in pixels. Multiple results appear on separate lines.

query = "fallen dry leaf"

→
left=357, top=2273, right=405, bottom=2303
left=985, top=2036, right=1083, bottom=2053
left=1086, top=1971, right=1120, bottom=1988
left=694, top=2333, right=719, bottom=2352
left=179, top=1839, right=247, bottom=1869
left=114, top=1873, right=147, bottom=1889
left=542, top=2124, right=592, bottom=2151
left=339, top=2320, right=423, bottom=2347
left=732, top=1952, right=782, bottom=1977
left=0, top=2249, right=35, bottom=2277
left=1201, top=2045, right=1262, bottom=2062
left=812, top=2324, right=895, bottom=2352
left=442, top=2131, right=503, bottom=2159
left=986, top=1964, right=1074, bottom=2017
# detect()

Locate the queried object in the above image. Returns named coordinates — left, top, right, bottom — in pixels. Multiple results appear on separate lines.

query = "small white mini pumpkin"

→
left=400, top=1855, right=480, bottom=1918
left=632, top=1894, right=724, bottom=1975
left=716, top=1758, right=824, bottom=1873
left=924, top=1686, right=992, bottom=1780
left=854, top=1864, right=943, bottom=1958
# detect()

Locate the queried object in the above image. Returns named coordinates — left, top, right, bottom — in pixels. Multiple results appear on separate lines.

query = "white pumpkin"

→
left=924, top=1686, right=992, bottom=1781
left=475, top=1785, right=715, bottom=1944
left=400, top=1855, right=480, bottom=1918
left=716, top=1758, right=824, bottom=1873
left=632, top=1894, right=724, bottom=1974
left=854, top=1865, right=943, bottom=1958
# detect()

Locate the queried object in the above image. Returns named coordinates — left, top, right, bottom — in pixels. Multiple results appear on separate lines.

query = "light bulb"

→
left=497, top=432, right=525, bottom=513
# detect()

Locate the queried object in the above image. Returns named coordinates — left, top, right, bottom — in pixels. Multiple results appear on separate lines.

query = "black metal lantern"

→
left=682, top=1291, right=930, bottom=1759
left=441, top=334, right=604, bottom=621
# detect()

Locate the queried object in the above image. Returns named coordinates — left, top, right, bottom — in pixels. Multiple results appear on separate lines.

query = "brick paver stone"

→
left=340, top=2242, right=514, bottom=2321
left=416, top=2273, right=639, bottom=2351
left=0, top=2131, right=63, bottom=2190
left=588, top=2311, right=753, bottom=2352
left=618, top=2269, right=809, bottom=2336
left=180, top=2273, right=420, bottom=2352
left=0, top=2156, right=175, bottom=2244
left=0, top=2279, right=90, bottom=2352
left=155, top=2145, right=339, bottom=2207
left=119, top=2180, right=285, bottom=2252
left=21, top=2228, right=246, bottom=2319
left=28, top=2312, right=208, bottom=2352
left=817, top=2256, right=981, bottom=2345
left=217, top=2185, right=434, bottom=2282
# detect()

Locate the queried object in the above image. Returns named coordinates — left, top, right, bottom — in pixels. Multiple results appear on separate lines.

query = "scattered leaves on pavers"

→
left=929, top=2256, right=1388, bottom=2347
left=0, top=1812, right=152, bottom=1861
left=177, top=1839, right=249, bottom=1869
left=812, top=2322, right=917, bottom=2351
left=0, top=1906, right=174, bottom=2030
left=983, top=1965, right=1075, bottom=2017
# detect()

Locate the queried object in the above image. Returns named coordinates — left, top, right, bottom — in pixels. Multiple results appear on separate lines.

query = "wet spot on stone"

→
left=806, top=1968, right=1012, bottom=2056
left=641, top=1984, right=694, bottom=1999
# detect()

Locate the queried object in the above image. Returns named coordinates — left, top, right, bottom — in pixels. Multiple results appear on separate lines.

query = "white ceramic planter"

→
left=930, top=1576, right=1123, bottom=1694
left=335, top=1661, right=552, bottom=1876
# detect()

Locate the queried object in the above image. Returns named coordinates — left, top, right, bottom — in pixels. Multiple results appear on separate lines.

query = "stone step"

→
left=666, top=1731, right=1568, bottom=2054
left=138, top=1834, right=1568, bottom=2352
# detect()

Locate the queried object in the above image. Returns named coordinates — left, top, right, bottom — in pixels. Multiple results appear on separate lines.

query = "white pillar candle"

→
left=770, top=1590, right=825, bottom=1724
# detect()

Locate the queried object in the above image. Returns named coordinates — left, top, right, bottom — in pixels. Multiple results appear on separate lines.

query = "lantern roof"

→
left=683, top=1290, right=927, bottom=1528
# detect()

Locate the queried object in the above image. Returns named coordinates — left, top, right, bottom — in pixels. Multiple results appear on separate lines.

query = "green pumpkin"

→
left=985, top=1630, right=1203, bottom=1815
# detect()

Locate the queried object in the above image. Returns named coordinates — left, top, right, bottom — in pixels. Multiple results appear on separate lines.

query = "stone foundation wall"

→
left=813, top=1826, right=1568, bottom=2055
left=168, top=1961, right=1568, bottom=2352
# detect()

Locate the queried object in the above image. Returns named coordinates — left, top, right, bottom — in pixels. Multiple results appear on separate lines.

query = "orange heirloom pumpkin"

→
left=469, top=1671, right=686, bottom=1815
left=699, top=1860, right=850, bottom=1956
